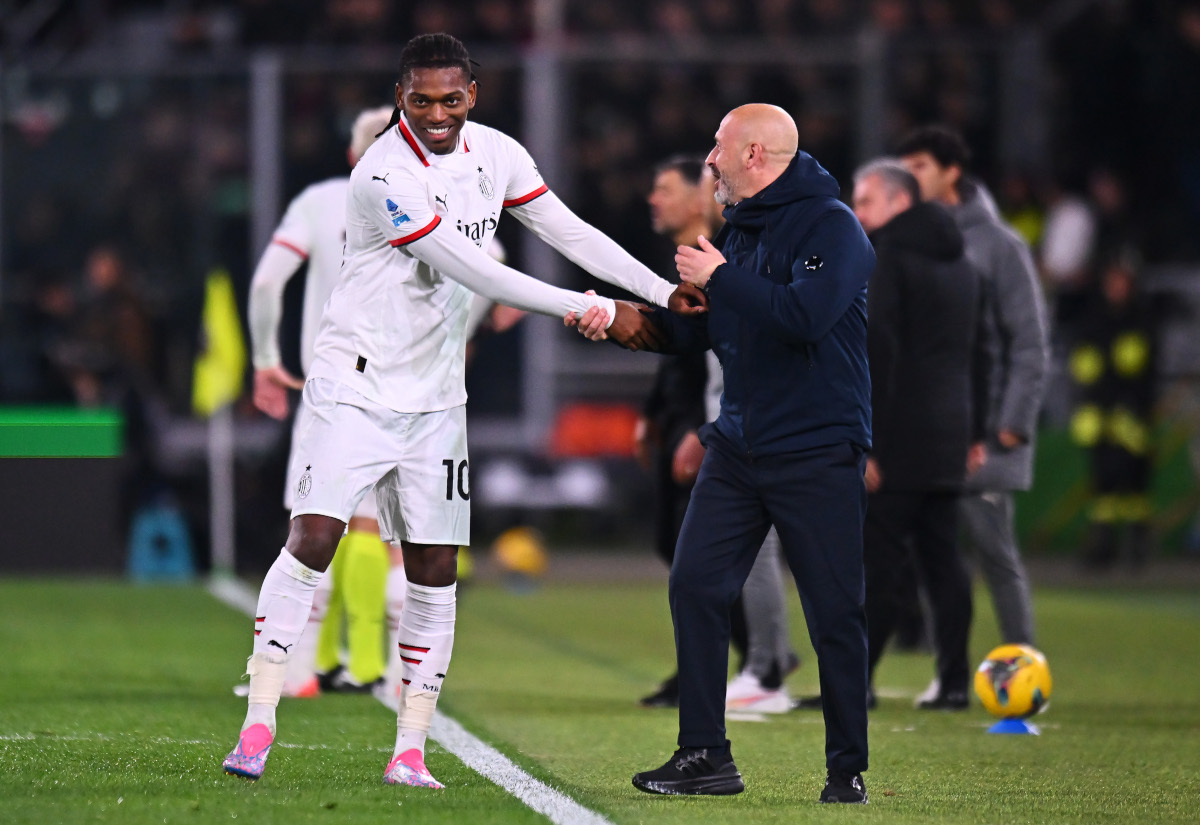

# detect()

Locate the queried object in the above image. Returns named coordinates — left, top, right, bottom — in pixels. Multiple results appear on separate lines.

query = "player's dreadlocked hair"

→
left=379, top=33, right=476, bottom=135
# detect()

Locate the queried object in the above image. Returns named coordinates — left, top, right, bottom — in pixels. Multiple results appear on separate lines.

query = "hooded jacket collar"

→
left=952, top=178, right=1002, bottom=232
left=721, top=151, right=841, bottom=232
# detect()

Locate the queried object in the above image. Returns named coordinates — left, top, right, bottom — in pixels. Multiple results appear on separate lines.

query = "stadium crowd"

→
left=2, top=0, right=1198, bottom=563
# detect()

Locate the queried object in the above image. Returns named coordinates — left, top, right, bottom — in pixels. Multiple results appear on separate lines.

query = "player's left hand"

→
left=676, top=235, right=726, bottom=290
left=668, top=283, right=709, bottom=316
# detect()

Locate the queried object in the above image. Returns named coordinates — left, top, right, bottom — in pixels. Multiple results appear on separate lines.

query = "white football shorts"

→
left=287, top=378, right=470, bottom=546
left=284, top=405, right=379, bottom=521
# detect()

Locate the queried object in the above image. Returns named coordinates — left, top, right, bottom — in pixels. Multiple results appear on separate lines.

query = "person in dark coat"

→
left=899, top=127, right=1049, bottom=661
left=573, top=104, right=876, bottom=804
left=636, top=155, right=747, bottom=708
left=851, top=159, right=988, bottom=709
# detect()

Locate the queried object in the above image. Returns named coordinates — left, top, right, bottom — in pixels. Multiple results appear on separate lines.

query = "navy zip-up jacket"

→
left=652, top=151, right=876, bottom=457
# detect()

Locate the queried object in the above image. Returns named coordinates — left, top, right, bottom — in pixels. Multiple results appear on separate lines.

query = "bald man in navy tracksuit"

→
left=577, top=105, right=875, bottom=804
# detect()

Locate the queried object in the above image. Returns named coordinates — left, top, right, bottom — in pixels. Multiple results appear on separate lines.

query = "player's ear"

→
left=947, top=163, right=962, bottom=189
left=466, top=80, right=477, bottom=110
left=394, top=82, right=404, bottom=109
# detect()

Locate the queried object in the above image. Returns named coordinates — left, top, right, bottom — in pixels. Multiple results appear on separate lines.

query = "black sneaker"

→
left=819, top=771, right=868, bottom=804
left=916, top=690, right=969, bottom=710
left=632, top=743, right=744, bottom=796
left=316, top=665, right=343, bottom=693
left=639, top=674, right=680, bottom=708
left=327, top=669, right=384, bottom=694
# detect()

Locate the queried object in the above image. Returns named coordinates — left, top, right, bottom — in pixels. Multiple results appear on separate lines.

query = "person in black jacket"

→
left=637, top=156, right=733, bottom=708
left=574, top=103, right=875, bottom=804
left=850, top=159, right=987, bottom=709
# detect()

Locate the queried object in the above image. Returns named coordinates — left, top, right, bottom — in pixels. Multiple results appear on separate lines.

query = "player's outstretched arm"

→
left=507, top=191, right=707, bottom=317
left=406, top=223, right=617, bottom=329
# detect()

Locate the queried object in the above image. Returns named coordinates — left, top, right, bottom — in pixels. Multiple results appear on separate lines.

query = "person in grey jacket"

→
left=897, top=126, right=1049, bottom=663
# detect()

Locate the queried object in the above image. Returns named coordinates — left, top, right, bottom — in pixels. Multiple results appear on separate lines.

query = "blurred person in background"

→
left=59, top=245, right=157, bottom=407
left=850, top=159, right=986, bottom=711
left=997, top=172, right=1044, bottom=251
left=54, top=245, right=162, bottom=530
left=1068, top=253, right=1158, bottom=568
left=898, top=125, right=1048, bottom=694
left=636, top=156, right=722, bottom=709
left=224, top=32, right=703, bottom=789
left=1087, top=168, right=1143, bottom=270
left=1039, top=179, right=1096, bottom=327
left=247, top=105, right=395, bottom=699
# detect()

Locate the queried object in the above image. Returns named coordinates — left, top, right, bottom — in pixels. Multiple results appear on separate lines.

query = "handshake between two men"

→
left=565, top=236, right=727, bottom=350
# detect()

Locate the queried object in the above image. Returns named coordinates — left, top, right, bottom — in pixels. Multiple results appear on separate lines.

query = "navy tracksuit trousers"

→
left=671, top=432, right=870, bottom=774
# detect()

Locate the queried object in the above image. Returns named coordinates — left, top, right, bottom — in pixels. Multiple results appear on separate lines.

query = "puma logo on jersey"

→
left=267, top=640, right=293, bottom=654
left=435, top=194, right=448, bottom=209
left=372, top=173, right=390, bottom=184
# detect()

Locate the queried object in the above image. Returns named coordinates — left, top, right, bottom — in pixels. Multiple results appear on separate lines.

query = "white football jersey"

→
left=308, top=112, right=609, bottom=414
left=269, top=178, right=349, bottom=373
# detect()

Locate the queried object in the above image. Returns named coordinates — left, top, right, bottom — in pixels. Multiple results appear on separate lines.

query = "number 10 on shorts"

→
left=443, top=459, right=469, bottom=501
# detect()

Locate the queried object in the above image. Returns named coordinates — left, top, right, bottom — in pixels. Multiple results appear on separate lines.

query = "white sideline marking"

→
left=207, top=576, right=614, bottom=825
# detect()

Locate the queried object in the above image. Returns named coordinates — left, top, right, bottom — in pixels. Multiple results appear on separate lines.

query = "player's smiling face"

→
left=397, top=67, right=476, bottom=155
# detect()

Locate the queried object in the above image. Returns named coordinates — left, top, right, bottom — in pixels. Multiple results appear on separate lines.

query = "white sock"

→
left=384, top=563, right=407, bottom=690
left=244, top=548, right=323, bottom=732
left=284, top=565, right=332, bottom=692
left=393, top=582, right=455, bottom=757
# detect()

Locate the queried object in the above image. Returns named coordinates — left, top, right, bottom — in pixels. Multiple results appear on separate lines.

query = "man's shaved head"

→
left=725, top=104, right=799, bottom=159
left=706, top=104, right=799, bottom=205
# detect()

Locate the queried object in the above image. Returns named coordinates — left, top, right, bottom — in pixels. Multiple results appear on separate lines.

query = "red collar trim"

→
left=397, top=118, right=429, bottom=168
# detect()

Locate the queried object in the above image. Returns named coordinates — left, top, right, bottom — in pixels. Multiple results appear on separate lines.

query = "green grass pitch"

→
left=1, top=576, right=1198, bottom=824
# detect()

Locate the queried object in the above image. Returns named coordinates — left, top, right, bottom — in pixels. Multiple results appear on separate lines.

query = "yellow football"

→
left=974, top=644, right=1052, bottom=719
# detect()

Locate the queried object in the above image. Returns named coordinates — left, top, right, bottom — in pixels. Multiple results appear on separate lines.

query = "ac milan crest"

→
left=477, top=167, right=495, bottom=200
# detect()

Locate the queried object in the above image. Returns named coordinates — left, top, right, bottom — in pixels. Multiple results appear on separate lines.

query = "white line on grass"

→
left=207, top=575, right=615, bottom=825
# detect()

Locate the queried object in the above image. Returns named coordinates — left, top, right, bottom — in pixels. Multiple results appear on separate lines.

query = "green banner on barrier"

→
left=0, top=407, right=124, bottom=457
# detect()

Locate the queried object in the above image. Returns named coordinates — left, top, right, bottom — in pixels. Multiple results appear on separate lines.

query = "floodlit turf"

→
left=1, top=576, right=1198, bottom=824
